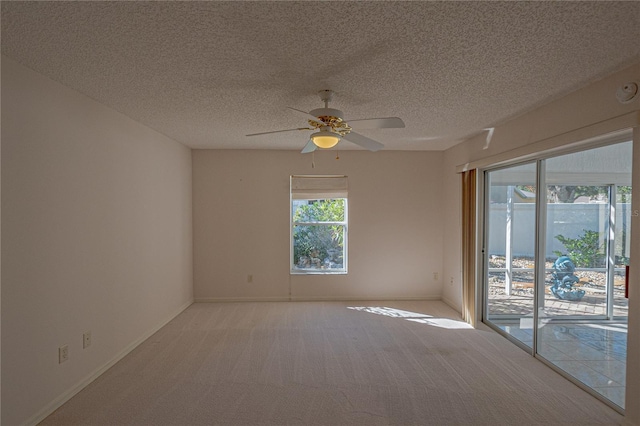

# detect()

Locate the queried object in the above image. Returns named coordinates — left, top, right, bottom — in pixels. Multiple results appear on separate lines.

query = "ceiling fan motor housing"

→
left=308, top=108, right=351, bottom=136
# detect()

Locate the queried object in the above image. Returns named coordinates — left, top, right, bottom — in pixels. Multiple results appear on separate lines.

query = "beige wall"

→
left=193, top=149, right=444, bottom=301
left=441, top=61, right=640, bottom=424
left=440, top=149, right=463, bottom=309
left=1, top=57, right=194, bottom=425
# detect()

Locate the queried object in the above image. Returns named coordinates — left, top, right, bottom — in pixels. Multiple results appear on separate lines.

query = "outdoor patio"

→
left=487, top=281, right=628, bottom=317
left=489, top=292, right=628, bottom=317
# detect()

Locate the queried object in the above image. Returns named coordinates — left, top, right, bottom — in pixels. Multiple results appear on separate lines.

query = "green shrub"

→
left=292, top=199, right=345, bottom=268
left=553, top=229, right=605, bottom=268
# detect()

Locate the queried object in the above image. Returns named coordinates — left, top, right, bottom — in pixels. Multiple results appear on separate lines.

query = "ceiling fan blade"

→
left=347, top=117, right=405, bottom=129
left=287, top=107, right=325, bottom=124
left=301, top=140, right=317, bottom=154
left=343, top=131, right=384, bottom=152
left=246, top=128, right=310, bottom=137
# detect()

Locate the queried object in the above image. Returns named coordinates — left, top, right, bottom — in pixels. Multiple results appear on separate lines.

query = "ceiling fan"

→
left=246, top=90, right=405, bottom=153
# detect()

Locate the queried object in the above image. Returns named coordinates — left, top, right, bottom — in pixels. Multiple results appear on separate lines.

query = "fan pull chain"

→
left=311, top=151, right=315, bottom=169
left=336, top=150, right=340, bottom=160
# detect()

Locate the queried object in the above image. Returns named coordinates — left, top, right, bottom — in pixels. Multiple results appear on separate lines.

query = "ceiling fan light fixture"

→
left=311, top=130, right=341, bottom=149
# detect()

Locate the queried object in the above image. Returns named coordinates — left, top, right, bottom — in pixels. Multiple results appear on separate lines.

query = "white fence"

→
left=488, top=203, right=632, bottom=259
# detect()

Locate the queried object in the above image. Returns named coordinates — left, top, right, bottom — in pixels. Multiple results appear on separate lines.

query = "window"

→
left=290, top=175, right=348, bottom=274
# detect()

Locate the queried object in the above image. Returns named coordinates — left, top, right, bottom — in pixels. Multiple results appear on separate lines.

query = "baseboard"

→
left=195, top=296, right=291, bottom=303
left=195, top=296, right=442, bottom=303
left=25, top=299, right=194, bottom=426
left=289, top=296, right=442, bottom=302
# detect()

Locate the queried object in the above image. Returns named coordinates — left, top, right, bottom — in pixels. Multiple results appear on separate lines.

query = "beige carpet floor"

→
left=41, top=301, right=623, bottom=425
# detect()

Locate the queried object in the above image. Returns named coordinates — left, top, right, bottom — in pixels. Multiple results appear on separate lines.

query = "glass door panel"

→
left=536, top=142, right=631, bottom=409
left=484, top=162, right=537, bottom=347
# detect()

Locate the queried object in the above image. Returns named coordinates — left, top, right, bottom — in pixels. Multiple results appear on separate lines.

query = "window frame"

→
left=290, top=176, right=348, bottom=275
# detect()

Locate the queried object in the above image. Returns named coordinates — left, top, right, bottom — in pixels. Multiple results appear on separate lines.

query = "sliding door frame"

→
left=480, top=159, right=539, bottom=354
left=533, top=159, right=545, bottom=352
left=478, top=133, right=633, bottom=414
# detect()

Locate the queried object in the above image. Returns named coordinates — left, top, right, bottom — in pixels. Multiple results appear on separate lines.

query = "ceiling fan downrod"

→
left=318, top=89, right=334, bottom=108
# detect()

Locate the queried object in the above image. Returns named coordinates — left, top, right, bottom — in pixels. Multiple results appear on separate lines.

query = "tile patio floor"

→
left=488, top=293, right=627, bottom=409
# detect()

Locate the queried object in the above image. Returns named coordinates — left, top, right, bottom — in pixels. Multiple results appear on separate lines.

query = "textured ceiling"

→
left=2, top=1, right=639, bottom=151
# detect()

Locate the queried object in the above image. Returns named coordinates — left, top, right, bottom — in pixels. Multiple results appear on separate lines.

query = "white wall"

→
left=1, top=57, right=194, bottom=425
left=441, top=61, right=640, bottom=424
left=441, top=149, right=463, bottom=309
left=193, top=149, right=444, bottom=301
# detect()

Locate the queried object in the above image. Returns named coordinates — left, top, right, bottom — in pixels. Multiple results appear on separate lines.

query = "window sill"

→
left=290, top=269, right=348, bottom=275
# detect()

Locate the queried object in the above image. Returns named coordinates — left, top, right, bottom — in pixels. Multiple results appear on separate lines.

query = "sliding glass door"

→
left=484, top=162, right=537, bottom=348
left=483, top=139, right=632, bottom=410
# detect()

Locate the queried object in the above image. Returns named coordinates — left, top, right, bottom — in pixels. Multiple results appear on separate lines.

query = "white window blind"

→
left=290, top=175, right=348, bottom=199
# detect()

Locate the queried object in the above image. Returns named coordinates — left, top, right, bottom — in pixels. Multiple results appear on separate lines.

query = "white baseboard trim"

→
left=195, top=296, right=442, bottom=303
left=289, top=296, right=442, bottom=302
left=195, top=296, right=291, bottom=303
left=25, top=299, right=194, bottom=426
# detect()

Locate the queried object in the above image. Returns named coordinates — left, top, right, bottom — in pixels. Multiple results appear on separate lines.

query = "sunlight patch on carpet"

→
left=347, top=306, right=472, bottom=329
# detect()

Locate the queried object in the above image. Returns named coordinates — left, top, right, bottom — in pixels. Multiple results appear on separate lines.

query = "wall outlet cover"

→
left=83, top=331, right=92, bottom=349
left=59, top=345, right=69, bottom=363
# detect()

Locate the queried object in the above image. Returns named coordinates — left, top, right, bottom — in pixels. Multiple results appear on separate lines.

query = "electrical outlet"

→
left=247, top=274, right=253, bottom=283
left=59, top=345, right=69, bottom=364
left=83, top=331, right=92, bottom=349
left=433, top=272, right=439, bottom=280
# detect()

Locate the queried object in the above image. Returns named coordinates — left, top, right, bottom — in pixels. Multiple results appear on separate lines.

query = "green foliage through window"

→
left=553, top=229, right=605, bottom=268
left=292, top=199, right=346, bottom=271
